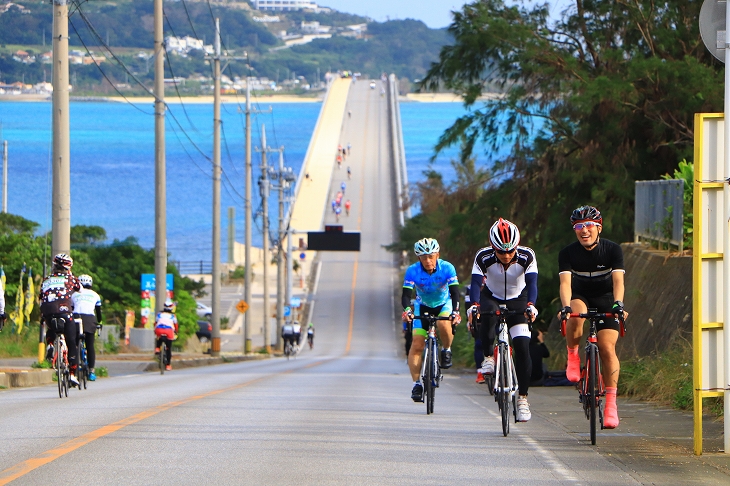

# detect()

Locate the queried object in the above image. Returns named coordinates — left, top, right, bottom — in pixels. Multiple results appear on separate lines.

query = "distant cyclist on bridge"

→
left=402, top=238, right=461, bottom=402
left=558, top=205, right=628, bottom=429
left=468, top=218, right=538, bottom=422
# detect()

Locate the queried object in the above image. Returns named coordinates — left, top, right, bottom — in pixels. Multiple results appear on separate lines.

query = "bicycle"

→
left=158, top=336, right=169, bottom=374
left=413, top=313, right=453, bottom=415
left=480, top=306, right=523, bottom=437
left=49, top=318, right=71, bottom=398
left=560, top=309, right=625, bottom=445
left=78, top=337, right=88, bottom=390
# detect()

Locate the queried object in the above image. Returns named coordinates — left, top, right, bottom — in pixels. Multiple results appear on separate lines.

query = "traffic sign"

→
left=290, top=297, right=302, bottom=308
left=300, top=252, right=306, bottom=260
left=236, top=300, right=249, bottom=314
left=284, top=305, right=291, bottom=317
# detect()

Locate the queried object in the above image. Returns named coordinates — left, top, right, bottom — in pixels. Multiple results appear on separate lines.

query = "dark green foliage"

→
left=410, top=0, right=720, bottom=319
left=0, top=214, right=200, bottom=347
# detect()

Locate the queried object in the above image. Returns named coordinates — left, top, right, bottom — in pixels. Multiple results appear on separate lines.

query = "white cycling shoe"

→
left=516, top=396, right=531, bottom=422
left=480, top=356, right=494, bottom=374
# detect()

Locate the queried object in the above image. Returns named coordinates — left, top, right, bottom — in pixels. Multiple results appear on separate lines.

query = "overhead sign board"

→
left=307, top=231, right=361, bottom=251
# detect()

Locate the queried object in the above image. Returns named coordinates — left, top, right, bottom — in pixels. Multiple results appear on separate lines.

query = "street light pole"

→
left=260, top=126, right=271, bottom=353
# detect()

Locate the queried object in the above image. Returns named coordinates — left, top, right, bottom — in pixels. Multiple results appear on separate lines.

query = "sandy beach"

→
left=403, top=92, right=503, bottom=102
left=0, top=93, right=324, bottom=103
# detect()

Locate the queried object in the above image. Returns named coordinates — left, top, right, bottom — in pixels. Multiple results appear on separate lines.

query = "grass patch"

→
left=31, top=360, right=51, bottom=369
left=0, top=324, right=41, bottom=358
left=95, top=366, right=108, bottom=377
left=618, top=334, right=722, bottom=416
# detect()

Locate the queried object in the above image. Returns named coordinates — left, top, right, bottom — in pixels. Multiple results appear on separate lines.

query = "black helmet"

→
left=570, top=206, right=602, bottom=226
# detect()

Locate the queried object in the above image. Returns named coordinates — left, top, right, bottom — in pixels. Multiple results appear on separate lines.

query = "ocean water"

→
left=0, top=99, right=490, bottom=262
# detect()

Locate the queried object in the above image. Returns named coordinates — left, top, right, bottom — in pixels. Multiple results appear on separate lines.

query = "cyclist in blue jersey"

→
left=402, top=238, right=461, bottom=402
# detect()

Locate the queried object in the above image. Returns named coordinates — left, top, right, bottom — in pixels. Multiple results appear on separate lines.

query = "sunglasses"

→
left=573, top=221, right=601, bottom=230
left=495, top=248, right=516, bottom=255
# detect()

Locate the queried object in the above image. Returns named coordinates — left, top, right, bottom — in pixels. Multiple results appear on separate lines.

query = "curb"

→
left=140, top=353, right=270, bottom=372
left=0, top=369, right=54, bottom=388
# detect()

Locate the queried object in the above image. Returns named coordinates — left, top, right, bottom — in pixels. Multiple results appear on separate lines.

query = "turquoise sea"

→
left=0, top=99, right=492, bottom=262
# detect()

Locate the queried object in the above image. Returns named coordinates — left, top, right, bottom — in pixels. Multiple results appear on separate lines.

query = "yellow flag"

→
left=14, top=265, right=25, bottom=334
left=0, top=265, right=6, bottom=293
left=24, top=268, right=34, bottom=326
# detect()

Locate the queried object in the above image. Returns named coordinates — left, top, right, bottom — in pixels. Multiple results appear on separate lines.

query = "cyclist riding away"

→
left=557, top=205, right=627, bottom=429
left=40, top=253, right=81, bottom=386
left=154, top=300, right=178, bottom=371
left=281, top=321, right=295, bottom=350
left=0, top=272, right=6, bottom=331
left=402, top=238, right=461, bottom=402
left=72, top=274, right=102, bottom=381
left=307, top=322, right=315, bottom=349
left=468, top=218, right=538, bottom=422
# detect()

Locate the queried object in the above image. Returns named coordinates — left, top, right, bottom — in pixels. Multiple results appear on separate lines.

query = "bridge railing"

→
left=387, top=74, right=410, bottom=227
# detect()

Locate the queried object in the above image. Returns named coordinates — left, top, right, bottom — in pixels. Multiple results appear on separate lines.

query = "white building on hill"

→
left=253, top=0, right=319, bottom=12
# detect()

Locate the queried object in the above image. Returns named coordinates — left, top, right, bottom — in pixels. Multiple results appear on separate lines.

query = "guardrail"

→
left=634, top=179, right=684, bottom=250
left=387, top=74, right=410, bottom=227
left=171, top=260, right=213, bottom=275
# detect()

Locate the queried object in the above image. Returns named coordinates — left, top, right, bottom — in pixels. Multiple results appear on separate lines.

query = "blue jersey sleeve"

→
left=403, top=264, right=416, bottom=289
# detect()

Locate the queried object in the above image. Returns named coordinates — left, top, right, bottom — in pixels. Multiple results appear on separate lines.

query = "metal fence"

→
left=171, top=260, right=212, bottom=275
left=634, top=179, right=684, bottom=250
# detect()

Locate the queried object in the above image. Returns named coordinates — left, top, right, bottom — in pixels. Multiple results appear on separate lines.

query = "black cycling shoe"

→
left=441, top=349, right=453, bottom=369
left=411, top=383, right=424, bottom=402
left=45, top=345, right=54, bottom=362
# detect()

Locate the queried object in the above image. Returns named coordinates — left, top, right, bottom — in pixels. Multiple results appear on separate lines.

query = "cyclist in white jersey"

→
left=71, top=275, right=102, bottom=381
left=467, top=219, right=538, bottom=422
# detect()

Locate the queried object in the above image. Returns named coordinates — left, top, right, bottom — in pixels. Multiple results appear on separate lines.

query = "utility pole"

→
left=153, top=0, right=166, bottom=311
left=259, top=126, right=271, bottom=353
left=2, top=140, right=7, bottom=213
left=211, top=18, right=222, bottom=357
left=244, top=83, right=252, bottom=354
left=52, top=0, right=70, bottom=257
left=276, top=150, right=285, bottom=350
left=227, top=207, right=235, bottom=264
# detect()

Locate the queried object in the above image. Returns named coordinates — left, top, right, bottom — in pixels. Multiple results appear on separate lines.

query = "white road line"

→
left=458, top=387, right=581, bottom=484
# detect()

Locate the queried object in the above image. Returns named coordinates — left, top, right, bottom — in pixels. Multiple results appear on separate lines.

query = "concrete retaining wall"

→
left=618, top=243, right=692, bottom=359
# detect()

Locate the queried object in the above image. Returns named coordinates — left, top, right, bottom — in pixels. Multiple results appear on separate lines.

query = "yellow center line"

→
left=345, top=87, right=370, bottom=355
left=0, top=363, right=316, bottom=484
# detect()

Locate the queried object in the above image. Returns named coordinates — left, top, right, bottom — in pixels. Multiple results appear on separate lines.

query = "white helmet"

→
left=414, top=238, right=440, bottom=256
left=489, top=218, right=520, bottom=252
left=79, top=274, right=93, bottom=288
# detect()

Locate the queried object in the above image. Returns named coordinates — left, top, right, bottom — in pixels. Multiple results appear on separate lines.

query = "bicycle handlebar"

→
left=560, top=311, right=626, bottom=337
left=411, top=315, right=454, bottom=321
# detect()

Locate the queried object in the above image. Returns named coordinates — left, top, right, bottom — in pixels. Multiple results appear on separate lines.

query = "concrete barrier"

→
left=2, top=369, right=54, bottom=387
left=129, top=328, right=156, bottom=351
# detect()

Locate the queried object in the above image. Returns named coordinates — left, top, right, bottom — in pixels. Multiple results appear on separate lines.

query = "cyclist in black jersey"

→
left=557, top=206, right=628, bottom=429
left=468, top=218, right=538, bottom=422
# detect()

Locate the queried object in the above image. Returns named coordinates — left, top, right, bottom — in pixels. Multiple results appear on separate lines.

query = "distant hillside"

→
left=0, top=0, right=449, bottom=89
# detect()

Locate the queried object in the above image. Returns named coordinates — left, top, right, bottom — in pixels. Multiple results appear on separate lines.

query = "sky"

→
left=319, top=1, right=573, bottom=29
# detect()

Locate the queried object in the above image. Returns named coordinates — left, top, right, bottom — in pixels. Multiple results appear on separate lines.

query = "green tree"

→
left=413, top=0, right=721, bottom=319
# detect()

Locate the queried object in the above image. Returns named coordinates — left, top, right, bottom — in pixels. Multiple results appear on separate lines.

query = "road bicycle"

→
left=49, top=318, right=71, bottom=398
left=284, top=340, right=298, bottom=359
left=78, top=335, right=89, bottom=390
left=561, top=309, right=625, bottom=445
left=480, top=306, right=523, bottom=437
left=413, top=313, right=453, bottom=415
left=158, top=337, right=169, bottom=374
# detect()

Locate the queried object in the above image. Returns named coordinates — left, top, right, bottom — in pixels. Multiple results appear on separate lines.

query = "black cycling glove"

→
left=560, top=306, right=572, bottom=320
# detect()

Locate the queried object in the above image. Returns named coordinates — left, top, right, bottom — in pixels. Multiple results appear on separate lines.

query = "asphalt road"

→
left=1, top=81, right=729, bottom=485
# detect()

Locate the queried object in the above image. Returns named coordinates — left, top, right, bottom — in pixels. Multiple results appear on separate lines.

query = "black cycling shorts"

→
left=571, top=292, right=619, bottom=332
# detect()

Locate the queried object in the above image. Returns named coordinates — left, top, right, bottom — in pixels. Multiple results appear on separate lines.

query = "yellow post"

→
left=692, top=112, right=704, bottom=455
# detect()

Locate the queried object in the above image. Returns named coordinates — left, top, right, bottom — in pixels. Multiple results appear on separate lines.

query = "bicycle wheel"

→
left=428, top=341, right=438, bottom=414
left=486, top=372, right=495, bottom=396
left=423, top=343, right=433, bottom=415
left=499, top=345, right=510, bottom=436
left=159, top=341, right=166, bottom=374
left=78, top=344, right=87, bottom=390
left=588, top=344, right=598, bottom=445
left=55, top=337, right=63, bottom=399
